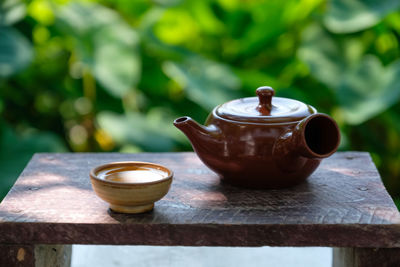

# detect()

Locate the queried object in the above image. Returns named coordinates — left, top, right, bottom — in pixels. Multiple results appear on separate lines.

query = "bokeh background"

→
left=1, top=0, right=400, bottom=206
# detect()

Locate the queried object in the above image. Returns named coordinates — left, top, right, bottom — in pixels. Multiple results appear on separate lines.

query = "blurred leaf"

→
left=338, top=56, right=400, bottom=124
left=300, top=25, right=400, bottom=124
left=299, top=24, right=365, bottom=87
left=56, top=2, right=140, bottom=98
left=140, top=7, right=191, bottom=60
left=237, top=0, right=322, bottom=56
left=234, top=68, right=281, bottom=94
left=153, top=0, right=183, bottom=6
left=238, top=1, right=286, bottom=55
left=163, top=56, right=241, bottom=110
left=56, top=2, right=118, bottom=35
left=101, top=0, right=150, bottom=18
left=298, top=25, right=346, bottom=88
left=283, top=0, right=323, bottom=24
left=0, top=123, right=66, bottom=200
left=324, top=0, right=400, bottom=33
left=154, top=8, right=200, bottom=46
left=0, top=26, right=32, bottom=77
left=0, top=0, right=26, bottom=25
left=190, top=1, right=224, bottom=34
left=27, top=0, right=54, bottom=25
left=97, top=111, right=182, bottom=152
left=93, top=25, right=141, bottom=97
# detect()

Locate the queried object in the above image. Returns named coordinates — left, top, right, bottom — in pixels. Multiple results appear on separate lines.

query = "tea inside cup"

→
left=97, top=166, right=168, bottom=183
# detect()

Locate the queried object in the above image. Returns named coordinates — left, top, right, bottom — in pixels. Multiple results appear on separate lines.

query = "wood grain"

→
left=0, top=152, right=399, bottom=247
left=0, top=244, right=34, bottom=266
left=34, top=245, right=71, bottom=267
left=0, top=244, right=71, bottom=267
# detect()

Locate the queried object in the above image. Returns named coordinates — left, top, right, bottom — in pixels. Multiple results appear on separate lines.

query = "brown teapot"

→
left=174, top=86, right=340, bottom=189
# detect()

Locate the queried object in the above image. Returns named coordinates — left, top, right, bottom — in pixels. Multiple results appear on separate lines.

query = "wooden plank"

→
left=34, top=245, right=71, bottom=267
left=333, top=247, right=400, bottom=267
left=0, top=152, right=399, bottom=247
left=0, top=244, right=71, bottom=267
left=0, top=244, right=35, bottom=266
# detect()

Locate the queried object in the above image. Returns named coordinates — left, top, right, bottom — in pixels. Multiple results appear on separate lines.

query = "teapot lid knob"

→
left=256, top=86, right=275, bottom=115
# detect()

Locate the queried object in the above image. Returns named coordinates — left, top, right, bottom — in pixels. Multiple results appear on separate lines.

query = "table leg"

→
left=0, top=244, right=71, bottom=267
left=333, top=247, right=400, bottom=267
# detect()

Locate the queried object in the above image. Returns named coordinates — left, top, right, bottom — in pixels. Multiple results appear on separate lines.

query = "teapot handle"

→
left=256, top=86, right=274, bottom=115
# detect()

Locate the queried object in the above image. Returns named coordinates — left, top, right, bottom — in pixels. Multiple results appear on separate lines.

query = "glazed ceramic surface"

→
left=174, top=86, right=340, bottom=189
left=90, top=162, right=173, bottom=213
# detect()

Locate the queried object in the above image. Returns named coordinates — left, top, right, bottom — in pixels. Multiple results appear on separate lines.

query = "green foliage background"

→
left=1, top=0, right=400, bottom=205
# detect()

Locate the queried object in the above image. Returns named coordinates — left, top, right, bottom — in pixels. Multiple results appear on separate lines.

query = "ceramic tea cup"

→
left=90, top=161, right=173, bottom=214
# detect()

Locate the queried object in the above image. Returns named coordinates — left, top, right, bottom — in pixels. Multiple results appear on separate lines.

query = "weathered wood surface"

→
left=0, top=244, right=71, bottom=267
left=0, top=152, right=399, bottom=247
left=333, top=247, right=400, bottom=267
left=0, top=244, right=35, bottom=266
left=34, top=245, right=71, bottom=267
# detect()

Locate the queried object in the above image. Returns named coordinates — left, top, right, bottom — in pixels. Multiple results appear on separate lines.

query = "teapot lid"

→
left=216, top=86, right=316, bottom=123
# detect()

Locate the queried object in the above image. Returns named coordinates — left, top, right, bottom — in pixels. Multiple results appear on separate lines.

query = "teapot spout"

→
left=296, top=113, right=341, bottom=159
left=174, top=116, right=221, bottom=154
left=274, top=114, right=340, bottom=170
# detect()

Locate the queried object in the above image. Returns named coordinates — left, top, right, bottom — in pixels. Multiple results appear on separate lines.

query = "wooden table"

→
left=0, top=152, right=399, bottom=266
